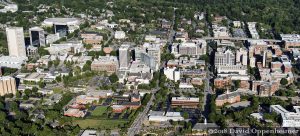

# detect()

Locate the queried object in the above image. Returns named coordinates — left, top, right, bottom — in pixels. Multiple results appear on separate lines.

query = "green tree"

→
left=53, top=59, right=60, bottom=67
left=280, top=78, right=288, bottom=86
left=161, top=53, right=175, bottom=61
left=0, top=111, right=6, bottom=122
left=38, top=80, right=45, bottom=88
left=56, top=75, right=62, bottom=82
left=141, top=93, right=151, bottom=105
left=83, top=60, right=92, bottom=71
left=38, top=47, right=50, bottom=56
left=109, top=73, right=119, bottom=83
left=84, top=44, right=93, bottom=50
left=182, top=111, right=189, bottom=119
left=48, top=61, right=53, bottom=68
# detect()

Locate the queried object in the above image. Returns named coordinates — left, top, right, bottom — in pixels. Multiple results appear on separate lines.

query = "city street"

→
left=127, top=89, right=157, bottom=136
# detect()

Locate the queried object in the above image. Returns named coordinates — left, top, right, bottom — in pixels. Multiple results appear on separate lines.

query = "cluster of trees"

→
left=0, top=93, right=80, bottom=135
left=161, top=53, right=175, bottom=62
left=164, top=0, right=300, bottom=35
left=47, top=59, right=60, bottom=68
left=141, top=93, right=151, bottom=106
left=62, top=71, right=93, bottom=87
left=21, top=87, right=40, bottom=100
left=208, top=94, right=226, bottom=128
left=137, top=84, right=151, bottom=90
left=8, top=0, right=300, bottom=36
left=108, top=73, right=119, bottom=83
left=248, top=67, right=261, bottom=80
left=1, top=67, right=18, bottom=76
left=275, top=89, right=297, bottom=97
left=216, top=95, right=291, bottom=127
left=0, top=32, right=8, bottom=55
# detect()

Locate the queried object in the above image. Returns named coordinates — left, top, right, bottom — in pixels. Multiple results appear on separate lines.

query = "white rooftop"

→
left=81, top=130, right=97, bottom=136
left=43, top=18, right=80, bottom=25
left=29, top=26, right=44, bottom=31
left=0, top=56, right=27, bottom=69
left=171, top=97, right=199, bottom=102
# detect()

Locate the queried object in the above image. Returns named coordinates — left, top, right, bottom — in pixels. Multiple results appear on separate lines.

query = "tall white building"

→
left=236, top=48, right=248, bottom=66
left=250, top=57, right=256, bottom=68
left=29, top=26, right=45, bottom=46
left=146, top=46, right=160, bottom=71
left=175, top=40, right=207, bottom=57
left=247, top=22, right=260, bottom=39
left=141, top=53, right=157, bottom=71
left=164, top=67, right=180, bottom=82
left=119, top=44, right=130, bottom=69
left=6, top=27, right=26, bottom=57
left=215, top=49, right=235, bottom=67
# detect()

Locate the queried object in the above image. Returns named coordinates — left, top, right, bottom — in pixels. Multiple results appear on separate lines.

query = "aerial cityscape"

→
left=1, top=0, right=300, bottom=135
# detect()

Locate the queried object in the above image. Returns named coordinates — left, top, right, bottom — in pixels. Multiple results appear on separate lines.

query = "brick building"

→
left=215, top=91, right=241, bottom=106
left=171, top=97, right=199, bottom=108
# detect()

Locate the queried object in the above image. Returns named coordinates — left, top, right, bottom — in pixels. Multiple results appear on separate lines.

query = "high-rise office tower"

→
left=119, top=44, right=130, bottom=69
left=141, top=52, right=157, bottom=71
left=0, top=76, right=17, bottom=96
left=146, top=47, right=160, bottom=70
left=6, top=27, right=26, bottom=57
left=236, top=48, right=248, bottom=66
left=29, top=26, right=45, bottom=47
left=134, top=47, right=144, bottom=61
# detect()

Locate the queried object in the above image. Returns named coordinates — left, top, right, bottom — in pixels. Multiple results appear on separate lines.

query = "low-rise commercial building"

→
left=270, top=105, right=300, bottom=127
left=217, top=65, right=248, bottom=77
left=148, top=111, right=184, bottom=122
left=0, top=56, right=27, bottom=69
left=172, top=40, right=207, bottom=57
left=64, top=108, right=87, bottom=118
left=81, top=32, right=103, bottom=45
left=164, top=67, right=180, bottom=82
left=111, top=93, right=141, bottom=113
left=215, top=91, right=241, bottom=106
left=91, top=56, right=119, bottom=74
left=75, top=95, right=99, bottom=105
left=281, top=34, right=300, bottom=49
left=212, top=25, right=230, bottom=38
left=46, top=33, right=60, bottom=44
left=114, top=31, right=126, bottom=39
left=171, top=97, right=199, bottom=108
left=46, top=42, right=85, bottom=55
left=248, top=22, right=259, bottom=39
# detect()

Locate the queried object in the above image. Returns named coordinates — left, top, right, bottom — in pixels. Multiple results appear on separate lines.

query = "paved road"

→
left=127, top=89, right=157, bottom=136
left=127, top=8, right=176, bottom=136
left=202, top=69, right=212, bottom=118
left=273, top=96, right=300, bottom=103
left=202, top=45, right=214, bottom=118
left=103, top=26, right=114, bottom=46
left=202, top=37, right=282, bottom=42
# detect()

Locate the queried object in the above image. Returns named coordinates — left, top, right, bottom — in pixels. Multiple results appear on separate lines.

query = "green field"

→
left=91, top=106, right=107, bottom=116
left=73, top=119, right=128, bottom=129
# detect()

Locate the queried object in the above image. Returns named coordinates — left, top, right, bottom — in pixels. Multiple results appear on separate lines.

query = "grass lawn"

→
left=91, top=106, right=107, bottom=116
left=53, top=87, right=63, bottom=94
left=73, top=119, right=128, bottom=129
